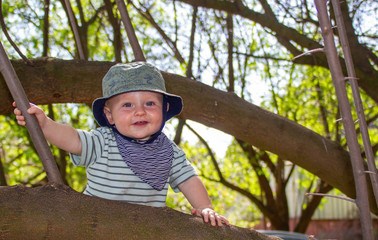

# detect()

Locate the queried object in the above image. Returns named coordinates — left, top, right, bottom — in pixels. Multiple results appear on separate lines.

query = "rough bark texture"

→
left=0, top=58, right=376, bottom=214
left=0, top=184, right=281, bottom=240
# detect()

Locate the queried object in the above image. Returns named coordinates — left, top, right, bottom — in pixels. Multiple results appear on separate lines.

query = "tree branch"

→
left=0, top=184, right=278, bottom=240
left=184, top=123, right=224, bottom=181
left=226, top=13, right=234, bottom=92
left=104, top=0, right=122, bottom=62
left=42, top=0, right=50, bottom=57
left=236, top=140, right=276, bottom=208
left=0, top=146, right=7, bottom=186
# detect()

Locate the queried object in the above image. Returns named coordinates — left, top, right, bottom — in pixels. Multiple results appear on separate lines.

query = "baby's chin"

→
left=134, top=136, right=151, bottom=141
left=129, top=134, right=153, bottom=141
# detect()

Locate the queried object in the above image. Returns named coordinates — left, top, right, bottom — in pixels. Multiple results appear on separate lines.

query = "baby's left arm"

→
left=178, top=176, right=230, bottom=227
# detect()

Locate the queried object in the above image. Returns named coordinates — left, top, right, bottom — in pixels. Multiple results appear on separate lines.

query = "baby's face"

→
left=104, top=91, right=164, bottom=141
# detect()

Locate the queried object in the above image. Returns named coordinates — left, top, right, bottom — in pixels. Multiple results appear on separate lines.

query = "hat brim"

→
left=92, top=91, right=183, bottom=127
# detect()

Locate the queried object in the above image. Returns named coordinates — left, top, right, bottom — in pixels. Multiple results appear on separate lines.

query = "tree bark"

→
left=0, top=184, right=280, bottom=240
left=0, top=58, right=376, bottom=214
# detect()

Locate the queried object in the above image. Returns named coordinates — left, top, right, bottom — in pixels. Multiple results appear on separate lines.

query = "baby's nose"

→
left=134, top=105, right=146, bottom=115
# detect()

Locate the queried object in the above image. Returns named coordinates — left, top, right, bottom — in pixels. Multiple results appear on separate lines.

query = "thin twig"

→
left=292, top=48, right=324, bottom=60
left=344, top=76, right=359, bottom=81
left=305, top=192, right=355, bottom=203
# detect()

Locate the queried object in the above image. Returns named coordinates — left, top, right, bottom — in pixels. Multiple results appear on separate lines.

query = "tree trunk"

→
left=0, top=184, right=280, bottom=240
left=0, top=58, right=376, bottom=214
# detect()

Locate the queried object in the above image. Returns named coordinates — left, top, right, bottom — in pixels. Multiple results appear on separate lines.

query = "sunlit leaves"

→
left=0, top=104, right=92, bottom=191
left=179, top=140, right=263, bottom=227
left=0, top=114, right=44, bottom=186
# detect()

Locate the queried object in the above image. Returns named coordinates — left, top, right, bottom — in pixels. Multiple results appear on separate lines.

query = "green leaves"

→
left=0, top=104, right=93, bottom=190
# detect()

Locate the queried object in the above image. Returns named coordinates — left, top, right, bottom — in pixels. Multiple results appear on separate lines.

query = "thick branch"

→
left=0, top=184, right=279, bottom=240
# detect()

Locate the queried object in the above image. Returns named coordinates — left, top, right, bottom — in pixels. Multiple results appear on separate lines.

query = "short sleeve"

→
left=69, top=128, right=106, bottom=167
left=169, top=142, right=198, bottom=192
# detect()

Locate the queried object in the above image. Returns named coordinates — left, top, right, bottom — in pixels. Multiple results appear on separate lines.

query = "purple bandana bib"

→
left=113, top=129, right=174, bottom=191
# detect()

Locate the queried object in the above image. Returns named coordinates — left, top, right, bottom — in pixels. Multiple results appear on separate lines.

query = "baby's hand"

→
left=13, top=102, right=47, bottom=127
left=191, top=207, right=230, bottom=227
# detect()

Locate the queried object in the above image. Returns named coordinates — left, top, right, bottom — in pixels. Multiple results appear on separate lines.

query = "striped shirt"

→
left=69, top=127, right=197, bottom=207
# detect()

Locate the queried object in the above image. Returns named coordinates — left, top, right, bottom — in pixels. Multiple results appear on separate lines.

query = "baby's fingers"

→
left=13, top=107, right=23, bottom=117
left=15, top=115, right=26, bottom=126
left=208, top=212, right=218, bottom=226
left=208, top=211, right=230, bottom=227
left=13, top=103, right=26, bottom=126
left=209, top=212, right=225, bottom=226
left=217, top=215, right=230, bottom=226
left=205, top=210, right=227, bottom=227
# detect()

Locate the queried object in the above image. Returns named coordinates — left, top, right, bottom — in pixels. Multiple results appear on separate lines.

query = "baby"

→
left=14, top=62, right=229, bottom=226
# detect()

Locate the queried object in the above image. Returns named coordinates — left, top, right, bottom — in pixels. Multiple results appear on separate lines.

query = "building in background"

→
left=254, top=164, right=378, bottom=239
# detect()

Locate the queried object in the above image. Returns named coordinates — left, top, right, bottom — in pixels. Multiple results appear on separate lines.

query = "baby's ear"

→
left=103, top=106, right=114, bottom=124
left=166, top=103, right=170, bottom=112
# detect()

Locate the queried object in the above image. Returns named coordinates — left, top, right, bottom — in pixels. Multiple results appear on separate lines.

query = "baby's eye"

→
left=124, top=103, right=132, bottom=107
left=146, top=101, right=155, bottom=106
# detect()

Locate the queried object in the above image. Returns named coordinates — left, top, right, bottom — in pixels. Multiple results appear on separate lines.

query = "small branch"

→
left=63, top=0, right=85, bottom=60
left=187, top=6, right=198, bottom=79
left=115, top=0, right=145, bottom=62
left=344, top=76, right=359, bottom=81
left=184, top=123, right=224, bottom=181
left=0, top=146, right=7, bottom=186
left=305, top=192, right=355, bottom=203
left=292, top=48, right=324, bottom=60
left=226, top=13, right=234, bottom=93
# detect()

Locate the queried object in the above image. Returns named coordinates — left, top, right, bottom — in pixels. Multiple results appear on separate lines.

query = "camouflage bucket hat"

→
left=92, top=62, right=183, bottom=126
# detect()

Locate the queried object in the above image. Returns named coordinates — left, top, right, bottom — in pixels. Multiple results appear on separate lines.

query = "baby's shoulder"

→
left=82, top=126, right=116, bottom=144
left=167, top=140, right=186, bottom=159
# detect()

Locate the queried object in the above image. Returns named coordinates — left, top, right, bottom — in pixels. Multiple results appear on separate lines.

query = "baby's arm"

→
left=178, top=176, right=230, bottom=226
left=13, top=102, right=82, bottom=155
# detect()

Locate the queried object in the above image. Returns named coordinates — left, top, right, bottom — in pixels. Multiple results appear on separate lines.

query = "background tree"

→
left=0, top=0, right=376, bottom=233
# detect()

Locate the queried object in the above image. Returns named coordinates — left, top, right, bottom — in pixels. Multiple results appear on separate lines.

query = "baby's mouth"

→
left=134, top=121, right=148, bottom=126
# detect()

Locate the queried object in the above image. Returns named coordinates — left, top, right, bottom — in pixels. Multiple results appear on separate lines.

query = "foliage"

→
left=179, top=140, right=262, bottom=228
left=0, top=0, right=376, bottom=232
left=0, top=104, right=94, bottom=190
